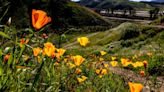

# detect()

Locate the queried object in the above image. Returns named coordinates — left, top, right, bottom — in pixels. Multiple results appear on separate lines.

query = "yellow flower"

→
left=73, top=55, right=85, bottom=66
left=44, top=42, right=54, bottom=48
left=77, top=75, right=87, bottom=83
left=37, top=56, right=42, bottom=63
left=95, top=68, right=107, bottom=76
left=132, top=62, right=143, bottom=68
left=100, top=51, right=107, bottom=56
left=57, top=48, right=66, bottom=56
left=99, top=57, right=104, bottom=61
left=33, top=47, right=42, bottom=56
left=43, top=42, right=55, bottom=57
left=128, top=82, right=143, bottom=92
left=95, top=69, right=101, bottom=75
left=101, top=69, right=107, bottom=75
left=110, top=61, right=118, bottom=67
left=64, top=58, right=68, bottom=62
left=77, top=37, right=89, bottom=46
left=56, top=48, right=66, bottom=59
left=111, top=56, right=116, bottom=61
left=121, top=58, right=132, bottom=67
left=68, top=63, right=76, bottom=69
left=103, top=63, right=109, bottom=68
left=75, top=68, right=82, bottom=74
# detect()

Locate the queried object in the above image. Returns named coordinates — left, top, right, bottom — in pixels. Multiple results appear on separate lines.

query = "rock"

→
left=142, top=85, right=150, bottom=92
left=160, top=83, right=164, bottom=92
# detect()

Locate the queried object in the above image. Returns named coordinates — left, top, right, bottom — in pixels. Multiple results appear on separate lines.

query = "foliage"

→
left=0, top=1, right=164, bottom=91
left=0, top=25, right=131, bottom=91
left=151, top=15, right=164, bottom=25
left=80, top=0, right=151, bottom=12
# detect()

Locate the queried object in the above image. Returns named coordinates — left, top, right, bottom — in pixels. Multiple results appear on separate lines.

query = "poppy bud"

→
left=4, top=54, right=10, bottom=63
left=143, top=60, right=148, bottom=68
left=140, top=70, right=145, bottom=77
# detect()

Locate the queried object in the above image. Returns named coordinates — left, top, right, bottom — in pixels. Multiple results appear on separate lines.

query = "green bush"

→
left=120, top=23, right=140, bottom=40
left=148, top=55, right=164, bottom=76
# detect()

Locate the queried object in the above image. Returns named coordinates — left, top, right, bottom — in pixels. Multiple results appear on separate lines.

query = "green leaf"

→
left=0, top=31, right=11, bottom=39
left=0, top=66, right=3, bottom=76
left=18, top=45, right=25, bottom=61
left=31, top=61, right=44, bottom=91
left=8, top=52, right=13, bottom=65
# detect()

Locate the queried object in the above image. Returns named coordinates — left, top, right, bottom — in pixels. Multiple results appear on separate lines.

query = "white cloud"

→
left=130, top=0, right=152, bottom=2
left=71, top=0, right=80, bottom=2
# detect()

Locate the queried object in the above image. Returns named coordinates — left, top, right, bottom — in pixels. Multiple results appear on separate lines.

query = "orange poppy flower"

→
left=20, top=38, right=29, bottom=48
left=33, top=47, right=42, bottom=56
left=75, top=68, right=82, bottom=74
left=32, top=9, right=51, bottom=30
left=128, top=82, right=143, bottom=92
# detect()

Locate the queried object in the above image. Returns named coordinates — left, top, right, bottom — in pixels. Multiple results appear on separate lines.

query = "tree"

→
left=149, top=7, right=160, bottom=19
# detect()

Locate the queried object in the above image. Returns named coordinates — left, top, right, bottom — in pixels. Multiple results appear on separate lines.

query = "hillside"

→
left=49, top=0, right=111, bottom=31
left=0, top=0, right=111, bottom=32
left=151, top=16, right=164, bottom=25
left=63, top=22, right=164, bottom=56
left=79, top=0, right=152, bottom=10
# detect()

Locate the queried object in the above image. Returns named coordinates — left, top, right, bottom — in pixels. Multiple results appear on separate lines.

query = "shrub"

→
left=119, top=23, right=141, bottom=40
left=148, top=55, right=164, bottom=76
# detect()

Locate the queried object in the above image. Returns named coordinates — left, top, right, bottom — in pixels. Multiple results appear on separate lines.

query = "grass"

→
left=0, top=21, right=164, bottom=91
left=0, top=25, right=131, bottom=91
left=62, top=22, right=164, bottom=77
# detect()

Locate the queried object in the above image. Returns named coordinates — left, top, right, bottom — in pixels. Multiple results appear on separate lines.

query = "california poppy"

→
left=56, top=48, right=66, bottom=59
left=100, top=51, right=107, bottom=56
left=132, top=61, right=143, bottom=68
left=77, top=37, right=89, bottom=47
left=128, top=82, right=143, bottom=92
left=73, top=55, right=85, bottom=66
left=121, top=58, right=132, bottom=67
left=96, top=68, right=107, bottom=78
left=77, top=76, right=87, bottom=83
left=20, top=38, right=29, bottom=48
left=32, top=9, right=51, bottom=30
left=43, top=42, right=55, bottom=57
left=33, top=47, right=42, bottom=56
left=75, top=68, right=82, bottom=74
left=110, top=61, right=118, bottom=67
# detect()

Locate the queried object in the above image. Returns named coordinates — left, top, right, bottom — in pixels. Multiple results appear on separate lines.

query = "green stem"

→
left=0, top=6, right=10, bottom=22
left=58, top=34, right=62, bottom=48
left=30, top=61, right=44, bottom=92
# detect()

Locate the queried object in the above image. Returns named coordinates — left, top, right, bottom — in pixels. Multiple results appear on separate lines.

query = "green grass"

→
left=0, top=25, right=132, bottom=91
left=62, top=22, right=164, bottom=77
left=0, top=20, right=164, bottom=91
